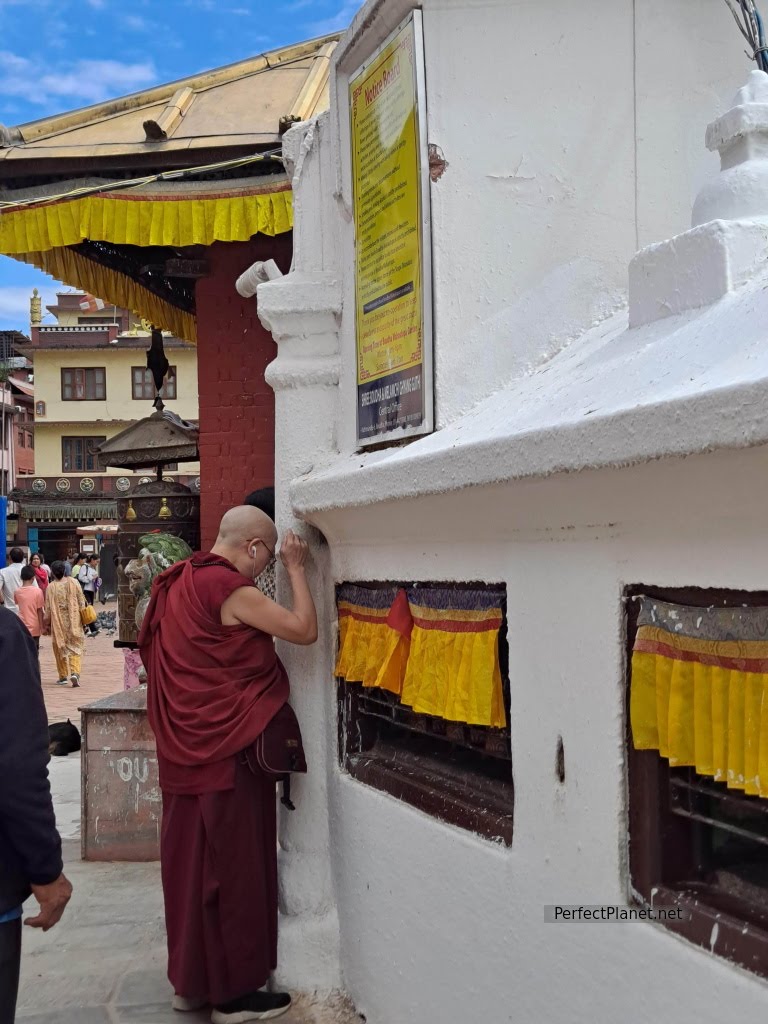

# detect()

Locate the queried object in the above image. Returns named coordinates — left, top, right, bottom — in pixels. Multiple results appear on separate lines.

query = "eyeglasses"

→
left=252, top=538, right=276, bottom=562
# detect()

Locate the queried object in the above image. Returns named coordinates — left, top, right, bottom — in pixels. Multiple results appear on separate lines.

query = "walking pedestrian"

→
left=15, top=567, right=45, bottom=651
left=44, top=561, right=87, bottom=687
left=139, top=505, right=317, bottom=1023
left=29, top=554, right=49, bottom=597
left=0, top=549, right=35, bottom=616
left=71, top=553, right=86, bottom=581
left=0, top=607, right=73, bottom=1023
left=78, top=556, right=100, bottom=636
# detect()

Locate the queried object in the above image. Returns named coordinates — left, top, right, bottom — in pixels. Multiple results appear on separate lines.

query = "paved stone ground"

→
left=21, top=619, right=359, bottom=1024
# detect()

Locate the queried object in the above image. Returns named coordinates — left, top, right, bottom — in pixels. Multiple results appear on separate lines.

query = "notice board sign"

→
left=349, top=11, right=434, bottom=447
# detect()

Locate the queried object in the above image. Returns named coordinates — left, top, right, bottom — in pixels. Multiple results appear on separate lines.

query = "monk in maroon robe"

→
left=138, top=506, right=317, bottom=1024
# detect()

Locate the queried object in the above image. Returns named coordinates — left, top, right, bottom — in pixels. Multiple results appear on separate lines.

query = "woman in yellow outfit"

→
left=44, top=560, right=86, bottom=687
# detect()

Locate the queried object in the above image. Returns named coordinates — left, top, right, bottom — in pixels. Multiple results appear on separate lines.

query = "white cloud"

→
left=0, top=284, right=56, bottom=328
left=0, top=287, right=35, bottom=324
left=0, top=276, right=75, bottom=330
left=307, top=1, right=357, bottom=34
left=123, top=13, right=148, bottom=29
left=0, top=52, right=157, bottom=106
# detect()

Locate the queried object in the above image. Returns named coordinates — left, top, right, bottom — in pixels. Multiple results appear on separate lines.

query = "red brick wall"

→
left=196, top=236, right=292, bottom=548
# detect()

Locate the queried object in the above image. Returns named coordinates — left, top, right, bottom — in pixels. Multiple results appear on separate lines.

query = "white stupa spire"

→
left=693, top=69, right=768, bottom=225
left=629, top=71, right=768, bottom=327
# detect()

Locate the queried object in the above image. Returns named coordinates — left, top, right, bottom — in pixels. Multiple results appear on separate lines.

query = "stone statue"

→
left=124, top=533, right=193, bottom=686
left=124, top=532, right=193, bottom=634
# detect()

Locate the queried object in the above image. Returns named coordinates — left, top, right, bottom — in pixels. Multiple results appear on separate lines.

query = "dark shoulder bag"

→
left=243, top=702, right=307, bottom=810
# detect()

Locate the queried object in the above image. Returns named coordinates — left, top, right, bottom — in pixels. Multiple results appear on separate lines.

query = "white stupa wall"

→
left=328, top=0, right=747, bottom=442
left=257, top=0, right=768, bottom=1020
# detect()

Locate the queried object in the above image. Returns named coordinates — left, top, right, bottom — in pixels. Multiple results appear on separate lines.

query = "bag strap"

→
left=281, top=777, right=296, bottom=811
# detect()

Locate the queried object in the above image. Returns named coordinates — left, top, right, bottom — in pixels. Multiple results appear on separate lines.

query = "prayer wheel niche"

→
left=116, top=480, right=199, bottom=645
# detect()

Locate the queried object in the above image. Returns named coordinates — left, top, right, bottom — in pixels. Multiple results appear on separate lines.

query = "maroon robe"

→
left=139, top=553, right=290, bottom=1003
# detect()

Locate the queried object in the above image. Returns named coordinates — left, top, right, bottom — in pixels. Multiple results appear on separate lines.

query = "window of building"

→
left=627, top=584, right=768, bottom=981
left=17, top=430, right=24, bottom=448
left=336, top=582, right=513, bottom=844
left=61, top=436, right=106, bottom=473
left=132, top=366, right=177, bottom=400
left=28, top=431, right=34, bottom=450
left=77, top=316, right=116, bottom=325
left=61, top=367, right=106, bottom=401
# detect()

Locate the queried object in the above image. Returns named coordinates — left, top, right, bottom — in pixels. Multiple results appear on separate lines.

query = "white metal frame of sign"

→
left=349, top=10, right=434, bottom=449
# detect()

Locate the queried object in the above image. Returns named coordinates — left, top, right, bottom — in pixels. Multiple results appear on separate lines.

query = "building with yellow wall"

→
left=13, top=291, right=199, bottom=560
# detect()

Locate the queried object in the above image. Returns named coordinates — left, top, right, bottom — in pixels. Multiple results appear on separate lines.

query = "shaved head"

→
left=216, top=506, right=277, bottom=548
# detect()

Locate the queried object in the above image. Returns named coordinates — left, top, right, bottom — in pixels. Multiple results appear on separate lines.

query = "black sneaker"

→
left=211, top=990, right=292, bottom=1023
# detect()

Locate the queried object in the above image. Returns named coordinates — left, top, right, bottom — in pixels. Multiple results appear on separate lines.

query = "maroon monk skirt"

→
left=160, top=759, right=278, bottom=1005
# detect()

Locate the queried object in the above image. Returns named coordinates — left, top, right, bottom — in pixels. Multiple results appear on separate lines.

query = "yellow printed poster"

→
left=350, top=14, right=432, bottom=444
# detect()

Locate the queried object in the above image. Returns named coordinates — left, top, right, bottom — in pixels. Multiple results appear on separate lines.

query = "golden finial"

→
left=158, top=496, right=172, bottom=519
left=125, top=499, right=137, bottom=522
left=30, top=288, right=42, bottom=326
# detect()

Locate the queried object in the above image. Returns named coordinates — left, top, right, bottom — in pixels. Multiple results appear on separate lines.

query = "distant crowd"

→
left=0, top=549, right=102, bottom=686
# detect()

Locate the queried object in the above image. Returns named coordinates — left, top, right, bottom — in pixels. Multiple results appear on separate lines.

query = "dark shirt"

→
left=0, top=609, right=63, bottom=915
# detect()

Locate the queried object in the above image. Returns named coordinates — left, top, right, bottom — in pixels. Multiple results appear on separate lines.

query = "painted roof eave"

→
left=9, top=34, right=339, bottom=146
left=0, top=134, right=284, bottom=165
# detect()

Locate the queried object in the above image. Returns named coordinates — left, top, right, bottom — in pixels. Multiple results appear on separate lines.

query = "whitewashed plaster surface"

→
left=327, top=0, right=746, bottom=441
left=255, top=0, right=768, bottom=1020
left=322, top=449, right=768, bottom=1024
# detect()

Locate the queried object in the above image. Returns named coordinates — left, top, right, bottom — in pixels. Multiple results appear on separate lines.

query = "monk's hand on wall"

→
left=279, top=530, right=309, bottom=572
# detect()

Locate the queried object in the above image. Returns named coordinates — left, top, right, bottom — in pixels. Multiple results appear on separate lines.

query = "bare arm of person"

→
left=221, top=531, right=318, bottom=645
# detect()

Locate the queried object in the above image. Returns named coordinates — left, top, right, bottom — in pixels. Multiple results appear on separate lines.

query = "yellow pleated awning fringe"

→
left=16, top=246, right=197, bottom=343
left=630, top=598, right=768, bottom=798
left=335, top=585, right=506, bottom=729
left=0, top=182, right=293, bottom=341
left=0, top=185, right=293, bottom=254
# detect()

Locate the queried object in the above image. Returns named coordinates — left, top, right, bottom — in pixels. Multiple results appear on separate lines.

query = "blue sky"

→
left=0, top=0, right=358, bottom=330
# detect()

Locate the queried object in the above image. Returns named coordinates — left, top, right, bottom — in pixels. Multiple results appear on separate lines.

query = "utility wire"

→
left=0, top=148, right=285, bottom=211
left=723, top=0, right=768, bottom=72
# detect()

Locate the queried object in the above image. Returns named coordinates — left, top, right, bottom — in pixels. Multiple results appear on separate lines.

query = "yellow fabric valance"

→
left=336, top=584, right=506, bottom=729
left=0, top=180, right=293, bottom=341
left=17, top=246, right=197, bottom=344
left=0, top=183, right=293, bottom=254
left=336, top=586, right=411, bottom=696
left=630, top=597, right=768, bottom=798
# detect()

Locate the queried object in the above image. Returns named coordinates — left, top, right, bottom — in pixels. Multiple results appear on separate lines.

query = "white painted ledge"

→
left=290, top=268, right=768, bottom=517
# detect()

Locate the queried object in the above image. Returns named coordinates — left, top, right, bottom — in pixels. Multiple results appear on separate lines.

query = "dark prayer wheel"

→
left=116, top=480, right=199, bottom=645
